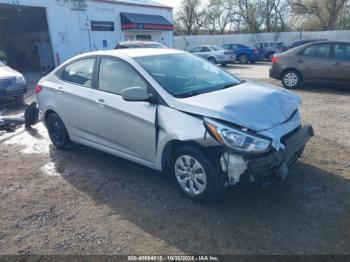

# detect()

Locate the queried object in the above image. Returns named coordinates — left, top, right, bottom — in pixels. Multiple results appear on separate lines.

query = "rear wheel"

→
left=46, top=112, right=70, bottom=150
left=171, top=145, right=226, bottom=201
left=239, top=54, right=249, bottom=64
left=208, top=57, right=217, bottom=64
left=282, top=70, right=302, bottom=89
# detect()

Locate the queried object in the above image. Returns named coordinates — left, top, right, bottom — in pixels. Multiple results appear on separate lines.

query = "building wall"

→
left=0, top=0, right=173, bottom=66
left=174, top=30, right=350, bottom=50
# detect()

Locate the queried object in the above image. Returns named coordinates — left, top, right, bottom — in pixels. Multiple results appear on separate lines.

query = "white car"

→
left=36, top=49, right=313, bottom=201
left=189, top=45, right=236, bottom=66
left=0, top=61, right=27, bottom=103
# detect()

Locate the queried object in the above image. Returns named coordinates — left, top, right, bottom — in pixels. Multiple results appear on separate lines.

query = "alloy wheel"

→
left=283, top=72, right=298, bottom=88
left=174, top=155, right=207, bottom=196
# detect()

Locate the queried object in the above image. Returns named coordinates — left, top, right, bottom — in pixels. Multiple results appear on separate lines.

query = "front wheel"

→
left=239, top=55, right=249, bottom=64
left=171, top=145, right=226, bottom=201
left=47, top=112, right=70, bottom=150
left=282, top=70, right=302, bottom=89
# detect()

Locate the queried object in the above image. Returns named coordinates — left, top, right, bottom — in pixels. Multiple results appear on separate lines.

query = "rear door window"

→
left=334, top=43, right=350, bottom=60
left=300, top=44, right=331, bottom=58
left=190, top=47, right=203, bottom=53
left=202, top=47, right=211, bottom=52
left=61, top=58, right=95, bottom=87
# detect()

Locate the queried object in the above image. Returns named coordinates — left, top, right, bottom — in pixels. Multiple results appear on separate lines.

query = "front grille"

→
left=0, top=78, right=14, bottom=89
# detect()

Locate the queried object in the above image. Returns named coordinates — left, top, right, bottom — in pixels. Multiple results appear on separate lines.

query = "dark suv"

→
left=270, top=41, right=350, bottom=88
left=255, top=41, right=288, bottom=61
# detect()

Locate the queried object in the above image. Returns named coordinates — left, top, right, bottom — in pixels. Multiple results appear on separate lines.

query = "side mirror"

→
left=121, top=87, right=151, bottom=102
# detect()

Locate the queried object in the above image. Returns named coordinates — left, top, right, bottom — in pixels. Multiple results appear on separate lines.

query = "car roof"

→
left=119, top=41, right=161, bottom=45
left=78, top=48, right=184, bottom=59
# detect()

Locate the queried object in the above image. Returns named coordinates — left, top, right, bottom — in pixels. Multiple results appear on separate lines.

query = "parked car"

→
left=115, top=41, right=167, bottom=49
left=36, top=48, right=313, bottom=201
left=188, top=45, right=236, bottom=66
left=270, top=41, right=350, bottom=88
left=0, top=60, right=27, bottom=103
left=289, top=39, right=327, bottom=49
left=255, top=41, right=288, bottom=61
left=222, top=43, right=263, bottom=64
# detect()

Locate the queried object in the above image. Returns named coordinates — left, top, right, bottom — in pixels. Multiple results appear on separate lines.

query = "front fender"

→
left=154, top=106, right=219, bottom=170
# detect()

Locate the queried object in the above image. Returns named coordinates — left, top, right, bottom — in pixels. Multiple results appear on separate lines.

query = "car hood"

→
left=172, top=81, right=302, bottom=132
left=0, top=66, right=20, bottom=79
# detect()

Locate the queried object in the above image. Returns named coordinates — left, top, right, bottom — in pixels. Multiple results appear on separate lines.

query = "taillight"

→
left=35, top=85, right=43, bottom=94
left=271, top=56, right=280, bottom=64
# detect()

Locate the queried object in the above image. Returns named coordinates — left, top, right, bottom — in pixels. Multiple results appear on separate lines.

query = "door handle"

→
left=298, top=59, right=304, bottom=64
left=333, top=62, right=341, bottom=67
left=95, top=98, right=105, bottom=107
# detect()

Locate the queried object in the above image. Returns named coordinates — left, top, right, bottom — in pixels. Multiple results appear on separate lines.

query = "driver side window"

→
left=98, top=58, right=147, bottom=95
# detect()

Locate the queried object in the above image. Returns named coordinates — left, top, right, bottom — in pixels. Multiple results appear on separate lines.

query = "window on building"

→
left=98, top=58, right=147, bottom=95
left=136, top=35, right=152, bottom=41
left=61, top=58, right=95, bottom=87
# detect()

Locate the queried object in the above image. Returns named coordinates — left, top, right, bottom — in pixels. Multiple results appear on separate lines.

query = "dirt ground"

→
left=0, top=67, right=349, bottom=255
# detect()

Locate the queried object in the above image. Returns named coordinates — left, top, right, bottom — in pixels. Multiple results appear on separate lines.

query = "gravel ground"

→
left=0, top=66, right=349, bottom=255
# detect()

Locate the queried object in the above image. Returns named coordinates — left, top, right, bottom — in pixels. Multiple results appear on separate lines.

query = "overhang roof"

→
left=120, top=12, right=173, bottom=31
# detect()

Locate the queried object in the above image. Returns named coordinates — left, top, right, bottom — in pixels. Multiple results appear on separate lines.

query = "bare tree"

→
left=230, top=0, right=261, bottom=33
left=175, top=0, right=206, bottom=35
left=257, top=0, right=289, bottom=32
left=292, top=0, right=348, bottom=30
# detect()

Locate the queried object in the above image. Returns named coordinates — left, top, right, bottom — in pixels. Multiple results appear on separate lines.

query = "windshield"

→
left=135, top=53, right=241, bottom=98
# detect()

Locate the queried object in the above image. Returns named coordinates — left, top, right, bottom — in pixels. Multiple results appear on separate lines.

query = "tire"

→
left=208, top=57, right=217, bottom=64
left=282, top=70, right=302, bottom=89
left=239, top=54, right=249, bottom=64
left=46, top=112, right=70, bottom=150
left=24, top=102, right=39, bottom=127
left=170, top=145, right=226, bottom=201
left=268, top=53, right=275, bottom=62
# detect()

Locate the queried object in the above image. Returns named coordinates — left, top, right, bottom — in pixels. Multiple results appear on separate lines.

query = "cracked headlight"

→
left=16, top=74, right=26, bottom=84
left=204, top=118, right=271, bottom=153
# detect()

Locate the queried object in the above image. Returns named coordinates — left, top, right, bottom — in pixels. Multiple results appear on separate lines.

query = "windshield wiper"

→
left=220, top=82, right=240, bottom=90
left=175, top=91, right=200, bottom=98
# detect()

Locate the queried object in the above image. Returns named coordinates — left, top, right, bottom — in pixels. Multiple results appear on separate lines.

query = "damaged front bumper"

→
left=220, top=125, right=314, bottom=186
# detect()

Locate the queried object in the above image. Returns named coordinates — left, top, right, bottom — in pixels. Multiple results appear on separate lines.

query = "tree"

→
left=232, top=0, right=261, bottom=33
left=175, top=0, right=206, bottom=35
left=292, top=0, right=349, bottom=30
left=257, top=0, right=289, bottom=32
left=202, top=0, right=236, bottom=34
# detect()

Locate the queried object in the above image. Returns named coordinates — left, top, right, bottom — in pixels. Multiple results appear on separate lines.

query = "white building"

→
left=0, top=0, right=173, bottom=71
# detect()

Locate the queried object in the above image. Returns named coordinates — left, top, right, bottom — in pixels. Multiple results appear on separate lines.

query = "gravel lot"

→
left=0, top=64, right=349, bottom=255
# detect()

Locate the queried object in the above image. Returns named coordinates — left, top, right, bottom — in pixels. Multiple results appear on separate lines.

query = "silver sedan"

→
left=37, top=48, right=313, bottom=201
left=188, top=45, right=236, bottom=66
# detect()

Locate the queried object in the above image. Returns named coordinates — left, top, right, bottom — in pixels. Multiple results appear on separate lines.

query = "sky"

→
left=155, top=0, right=182, bottom=10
